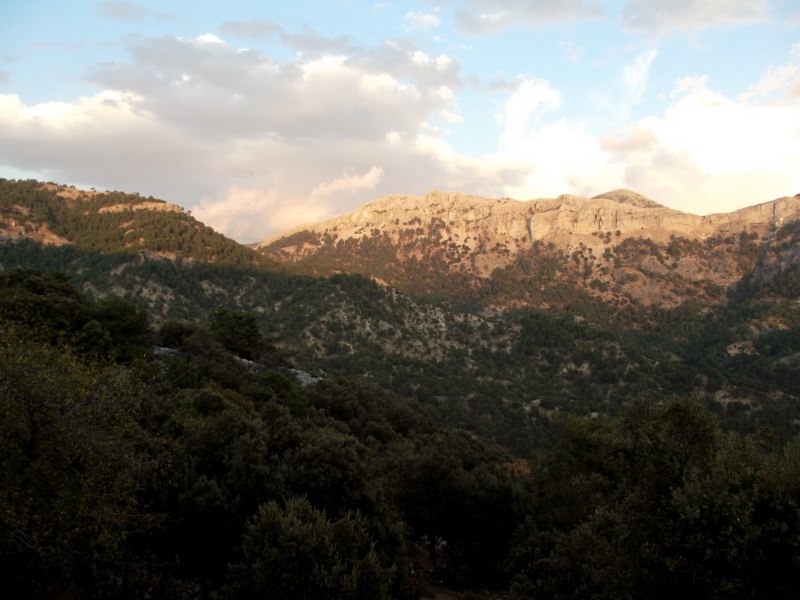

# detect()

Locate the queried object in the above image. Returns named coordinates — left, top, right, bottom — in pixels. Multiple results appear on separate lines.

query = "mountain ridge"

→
left=259, top=189, right=800, bottom=251
left=256, top=188, right=800, bottom=308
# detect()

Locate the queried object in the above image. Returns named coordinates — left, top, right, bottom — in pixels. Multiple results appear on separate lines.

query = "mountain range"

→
left=2, top=178, right=800, bottom=454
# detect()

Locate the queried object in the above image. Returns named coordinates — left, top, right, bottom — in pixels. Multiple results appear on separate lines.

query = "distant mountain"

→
left=257, top=189, right=800, bottom=310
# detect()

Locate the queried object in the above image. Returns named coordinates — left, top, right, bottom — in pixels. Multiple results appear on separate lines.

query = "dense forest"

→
left=3, top=268, right=800, bottom=599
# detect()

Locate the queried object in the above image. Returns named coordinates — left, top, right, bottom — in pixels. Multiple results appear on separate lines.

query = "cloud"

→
left=621, top=0, right=768, bottom=35
left=405, top=11, right=441, bottom=31
left=195, top=33, right=225, bottom=46
left=349, top=42, right=462, bottom=91
left=310, top=166, right=385, bottom=200
left=741, top=63, right=800, bottom=103
left=490, top=77, right=621, bottom=199
left=587, top=49, right=659, bottom=132
left=95, top=1, right=150, bottom=21
left=218, top=20, right=283, bottom=40
left=281, top=29, right=357, bottom=55
left=192, top=167, right=387, bottom=238
left=0, top=89, right=209, bottom=201
left=192, top=186, right=344, bottom=241
left=454, top=0, right=604, bottom=34
left=605, top=74, right=800, bottom=213
left=0, top=70, right=8, bottom=85
left=496, top=77, right=561, bottom=131
left=621, top=49, right=657, bottom=105
left=191, top=187, right=284, bottom=242
left=86, top=36, right=455, bottom=144
left=499, top=117, right=622, bottom=200
left=487, top=47, right=800, bottom=211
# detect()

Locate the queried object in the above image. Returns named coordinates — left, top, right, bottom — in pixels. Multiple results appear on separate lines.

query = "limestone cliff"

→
left=259, top=189, right=799, bottom=252
left=256, top=189, right=800, bottom=309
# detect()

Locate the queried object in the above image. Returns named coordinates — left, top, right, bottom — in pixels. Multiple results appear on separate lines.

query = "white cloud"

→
left=741, top=64, right=800, bottom=103
left=310, top=166, right=385, bottom=200
left=498, top=116, right=622, bottom=200
left=454, top=0, right=603, bottom=34
left=490, top=78, right=621, bottom=199
left=497, top=77, right=561, bottom=130
left=194, top=33, right=226, bottom=46
left=405, top=11, right=441, bottom=31
left=486, top=47, right=800, bottom=211
left=192, top=184, right=348, bottom=241
left=192, top=187, right=282, bottom=242
left=621, top=49, right=657, bottom=105
left=606, top=75, right=800, bottom=213
left=622, top=0, right=768, bottom=34
left=587, top=48, right=658, bottom=127
left=87, top=36, right=456, bottom=144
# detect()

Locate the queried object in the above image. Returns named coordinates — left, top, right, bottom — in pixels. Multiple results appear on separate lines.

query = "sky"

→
left=1, top=1, right=799, bottom=243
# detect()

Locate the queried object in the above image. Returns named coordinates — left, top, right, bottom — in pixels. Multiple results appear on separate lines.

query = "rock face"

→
left=260, top=189, right=799, bottom=250
left=256, top=189, right=800, bottom=309
left=98, top=201, right=184, bottom=214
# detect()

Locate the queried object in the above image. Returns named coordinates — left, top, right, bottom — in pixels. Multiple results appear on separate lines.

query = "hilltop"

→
left=0, top=179, right=275, bottom=268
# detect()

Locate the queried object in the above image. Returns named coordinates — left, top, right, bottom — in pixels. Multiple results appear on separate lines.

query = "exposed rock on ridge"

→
left=256, top=189, right=800, bottom=309
left=259, top=189, right=800, bottom=255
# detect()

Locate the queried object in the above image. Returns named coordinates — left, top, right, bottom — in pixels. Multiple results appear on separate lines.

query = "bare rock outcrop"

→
left=256, top=189, right=800, bottom=309
left=260, top=189, right=800, bottom=253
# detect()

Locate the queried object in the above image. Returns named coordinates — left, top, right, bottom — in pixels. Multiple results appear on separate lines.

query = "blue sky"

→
left=1, top=0, right=799, bottom=242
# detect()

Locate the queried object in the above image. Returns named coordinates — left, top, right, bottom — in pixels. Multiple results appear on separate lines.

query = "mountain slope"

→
left=0, top=178, right=277, bottom=268
left=257, top=189, right=800, bottom=310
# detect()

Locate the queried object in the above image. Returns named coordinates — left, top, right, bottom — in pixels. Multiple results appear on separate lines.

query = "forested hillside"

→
left=0, top=178, right=277, bottom=268
left=2, top=268, right=800, bottom=599
left=2, top=235, right=800, bottom=456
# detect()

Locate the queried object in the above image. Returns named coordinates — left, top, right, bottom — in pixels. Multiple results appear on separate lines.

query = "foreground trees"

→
left=0, top=327, right=151, bottom=597
left=1, top=268, right=800, bottom=598
left=510, top=401, right=800, bottom=599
